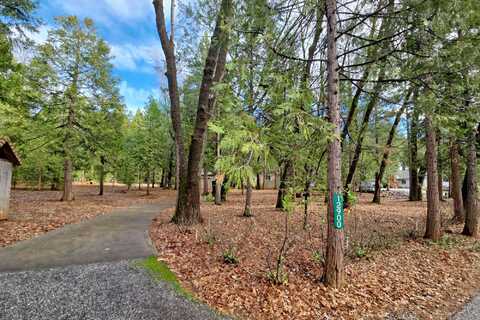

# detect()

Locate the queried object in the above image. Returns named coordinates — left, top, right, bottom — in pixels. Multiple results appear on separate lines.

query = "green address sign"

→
left=332, top=192, right=344, bottom=229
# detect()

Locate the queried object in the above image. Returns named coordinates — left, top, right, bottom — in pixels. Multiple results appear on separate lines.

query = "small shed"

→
left=0, top=139, right=21, bottom=220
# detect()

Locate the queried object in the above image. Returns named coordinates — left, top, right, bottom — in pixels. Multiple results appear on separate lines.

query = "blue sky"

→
left=34, top=0, right=170, bottom=111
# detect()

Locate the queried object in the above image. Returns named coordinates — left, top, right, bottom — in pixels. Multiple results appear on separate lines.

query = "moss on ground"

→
left=136, top=256, right=194, bottom=300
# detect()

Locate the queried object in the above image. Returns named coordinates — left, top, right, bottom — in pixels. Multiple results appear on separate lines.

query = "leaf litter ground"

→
left=150, top=190, right=480, bottom=320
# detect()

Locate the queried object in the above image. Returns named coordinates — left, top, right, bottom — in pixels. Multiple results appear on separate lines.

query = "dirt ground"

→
left=0, top=184, right=174, bottom=247
left=150, top=190, right=480, bottom=320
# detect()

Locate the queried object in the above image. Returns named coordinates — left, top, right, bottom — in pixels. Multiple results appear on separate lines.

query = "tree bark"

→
left=437, top=133, right=444, bottom=201
left=373, top=88, right=412, bottom=204
left=146, top=170, right=150, bottom=196
left=462, top=126, right=479, bottom=237
left=152, top=169, right=155, bottom=189
left=99, top=156, right=105, bottom=196
left=418, top=164, right=426, bottom=201
left=450, top=140, right=464, bottom=223
left=243, top=181, right=253, bottom=217
left=409, top=102, right=421, bottom=201
left=202, top=167, right=209, bottom=196
left=170, top=0, right=232, bottom=224
left=62, top=95, right=75, bottom=202
left=424, top=114, right=442, bottom=241
left=153, top=0, right=188, bottom=213
left=160, top=168, right=165, bottom=188
left=37, top=167, right=42, bottom=191
left=344, top=66, right=385, bottom=206
left=276, top=160, right=293, bottom=209
left=324, top=0, right=344, bottom=288
left=167, top=147, right=173, bottom=189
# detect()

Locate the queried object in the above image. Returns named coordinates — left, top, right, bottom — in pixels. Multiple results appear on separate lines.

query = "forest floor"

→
left=0, top=184, right=175, bottom=247
left=150, top=190, right=480, bottom=320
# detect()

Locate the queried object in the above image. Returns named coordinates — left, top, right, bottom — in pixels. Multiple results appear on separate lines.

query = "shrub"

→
left=267, top=268, right=288, bottom=285
left=222, top=247, right=239, bottom=264
left=312, top=250, right=325, bottom=265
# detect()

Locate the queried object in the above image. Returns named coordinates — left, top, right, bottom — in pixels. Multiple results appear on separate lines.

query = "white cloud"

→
left=119, top=81, right=159, bottom=111
left=109, top=42, right=162, bottom=73
left=29, top=25, right=51, bottom=44
left=13, top=25, right=52, bottom=63
left=53, top=0, right=168, bottom=24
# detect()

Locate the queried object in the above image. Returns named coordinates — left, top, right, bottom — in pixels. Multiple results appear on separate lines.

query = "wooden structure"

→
left=0, top=139, right=21, bottom=220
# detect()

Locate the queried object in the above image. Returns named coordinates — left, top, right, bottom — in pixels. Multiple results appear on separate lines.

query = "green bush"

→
left=222, top=247, right=239, bottom=264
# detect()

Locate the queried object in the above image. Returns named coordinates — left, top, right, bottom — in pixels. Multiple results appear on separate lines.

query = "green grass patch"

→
left=426, top=234, right=461, bottom=249
left=136, top=256, right=194, bottom=300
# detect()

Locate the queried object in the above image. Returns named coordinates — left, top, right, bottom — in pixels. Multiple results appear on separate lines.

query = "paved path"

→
left=451, top=295, right=480, bottom=320
left=0, top=201, right=226, bottom=320
left=0, top=202, right=172, bottom=272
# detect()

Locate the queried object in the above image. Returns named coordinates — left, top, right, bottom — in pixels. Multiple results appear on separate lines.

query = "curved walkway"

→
left=0, top=201, right=226, bottom=320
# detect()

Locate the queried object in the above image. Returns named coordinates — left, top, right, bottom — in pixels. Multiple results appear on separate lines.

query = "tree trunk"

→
left=170, top=0, right=232, bottom=224
left=462, top=127, right=479, bottom=237
left=99, top=156, right=105, bottom=196
left=215, top=175, right=223, bottom=205
left=256, top=173, right=261, bottom=190
left=424, top=114, right=442, bottom=241
left=340, top=3, right=384, bottom=151
left=221, top=176, right=228, bottom=202
left=341, top=66, right=372, bottom=151
left=152, top=169, right=155, bottom=189
left=344, top=67, right=385, bottom=206
left=153, top=0, right=187, bottom=206
left=160, top=168, right=165, bottom=188
left=243, top=181, right=253, bottom=217
left=450, top=140, right=464, bottom=223
left=262, top=170, right=266, bottom=189
left=276, top=160, right=293, bottom=209
left=138, top=170, right=141, bottom=190
left=324, top=0, right=344, bottom=288
left=37, top=167, right=42, bottom=191
left=202, top=167, right=209, bottom=196
left=167, top=149, right=173, bottom=189
left=146, top=170, right=150, bottom=196
left=437, top=133, right=444, bottom=201
left=373, top=88, right=412, bottom=204
left=215, top=132, right=222, bottom=204
left=409, top=101, right=421, bottom=201
left=62, top=99, right=75, bottom=202
left=418, top=164, right=426, bottom=201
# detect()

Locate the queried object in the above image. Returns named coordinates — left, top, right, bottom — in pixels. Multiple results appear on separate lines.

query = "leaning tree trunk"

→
left=450, top=140, right=464, bottom=223
left=373, top=88, right=412, bottom=204
left=424, top=114, right=442, bottom=241
left=172, top=0, right=232, bottom=225
left=462, top=127, right=479, bottom=237
left=344, top=67, right=385, bottom=206
left=153, top=0, right=189, bottom=217
left=340, top=2, right=384, bottom=151
left=243, top=181, right=253, bottom=217
left=324, top=0, right=344, bottom=288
